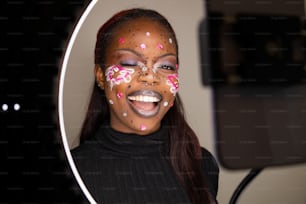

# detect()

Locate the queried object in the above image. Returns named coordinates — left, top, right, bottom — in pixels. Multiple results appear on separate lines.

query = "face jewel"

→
left=146, top=32, right=150, bottom=36
left=119, top=37, right=125, bottom=44
left=163, top=101, right=169, bottom=107
left=109, top=99, right=114, bottom=105
left=169, top=38, right=173, bottom=44
left=157, top=43, right=163, bottom=50
left=117, top=92, right=123, bottom=99
left=140, top=43, right=146, bottom=50
left=140, top=124, right=147, bottom=131
left=122, top=112, right=127, bottom=117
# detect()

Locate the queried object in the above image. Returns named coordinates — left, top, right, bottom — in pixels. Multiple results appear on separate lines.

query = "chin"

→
left=133, top=122, right=161, bottom=135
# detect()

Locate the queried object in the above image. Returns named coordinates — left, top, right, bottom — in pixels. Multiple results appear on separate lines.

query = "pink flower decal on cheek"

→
left=105, top=65, right=135, bottom=90
left=166, top=73, right=179, bottom=96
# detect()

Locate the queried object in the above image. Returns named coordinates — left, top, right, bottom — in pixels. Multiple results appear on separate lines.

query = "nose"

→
left=137, top=67, right=160, bottom=86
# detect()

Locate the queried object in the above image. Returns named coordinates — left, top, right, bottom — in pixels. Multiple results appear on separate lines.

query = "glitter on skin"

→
left=122, top=112, right=127, bottom=117
left=169, top=38, right=173, bottom=44
left=140, top=124, right=147, bottom=131
left=163, top=101, right=169, bottom=107
left=109, top=99, right=114, bottom=105
left=146, top=32, right=150, bottom=36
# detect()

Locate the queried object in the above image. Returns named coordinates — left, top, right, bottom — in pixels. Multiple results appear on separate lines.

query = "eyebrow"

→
left=115, top=48, right=177, bottom=61
left=115, top=48, right=143, bottom=58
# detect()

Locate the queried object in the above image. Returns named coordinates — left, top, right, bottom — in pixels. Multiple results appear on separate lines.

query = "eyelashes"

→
left=120, top=60, right=176, bottom=71
left=120, top=60, right=137, bottom=67
left=157, top=64, right=175, bottom=71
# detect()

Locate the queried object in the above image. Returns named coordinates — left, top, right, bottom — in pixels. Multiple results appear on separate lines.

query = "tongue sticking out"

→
left=132, top=101, right=155, bottom=111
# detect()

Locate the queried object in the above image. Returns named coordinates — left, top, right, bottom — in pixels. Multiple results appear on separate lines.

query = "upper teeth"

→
left=128, top=95, right=160, bottom=102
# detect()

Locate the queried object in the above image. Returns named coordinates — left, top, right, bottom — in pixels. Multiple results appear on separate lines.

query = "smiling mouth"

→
left=127, top=90, right=161, bottom=118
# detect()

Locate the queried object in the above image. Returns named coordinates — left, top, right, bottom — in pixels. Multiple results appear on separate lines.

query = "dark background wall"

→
left=0, top=1, right=89, bottom=203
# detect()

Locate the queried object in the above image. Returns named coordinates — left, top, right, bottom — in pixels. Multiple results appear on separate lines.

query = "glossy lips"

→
left=127, top=90, right=162, bottom=118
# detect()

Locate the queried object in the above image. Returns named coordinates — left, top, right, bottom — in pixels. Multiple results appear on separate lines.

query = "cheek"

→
left=166, top=73, right=179, bottom=96
left=105, top=65, right=135, bottom=90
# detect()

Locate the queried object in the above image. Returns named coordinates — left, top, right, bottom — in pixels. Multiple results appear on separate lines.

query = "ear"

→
left=95, top=64, right=105, bottom=89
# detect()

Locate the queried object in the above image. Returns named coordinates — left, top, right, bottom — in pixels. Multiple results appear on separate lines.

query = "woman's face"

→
left=96, top=17, right=179, bottom=135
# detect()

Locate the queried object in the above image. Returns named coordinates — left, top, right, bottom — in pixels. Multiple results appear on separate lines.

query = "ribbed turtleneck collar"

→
left=93, top=124, right=169, bottom=156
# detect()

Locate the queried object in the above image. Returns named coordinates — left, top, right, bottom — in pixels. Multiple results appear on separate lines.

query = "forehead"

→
left=116, top=17, right=169, bottom=34
left=107, top=17, right=177, bottom=53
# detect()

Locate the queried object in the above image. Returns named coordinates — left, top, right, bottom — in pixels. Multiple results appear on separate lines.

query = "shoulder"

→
left=70, top=142, right=94, bottom=158
left=201, top=147, right=219, bottom=173
left=70, top=140, right=102, bottom=167
left=200, top=147, right=219, bottom=199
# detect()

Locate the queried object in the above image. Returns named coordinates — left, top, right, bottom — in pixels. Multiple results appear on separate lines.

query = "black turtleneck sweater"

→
left=71, top=125, right=219, bottom=204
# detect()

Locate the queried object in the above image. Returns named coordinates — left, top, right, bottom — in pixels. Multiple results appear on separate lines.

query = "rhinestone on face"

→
left=140, top=124, right=147, bottom=131
left=140, top=43, right=146, bottom=50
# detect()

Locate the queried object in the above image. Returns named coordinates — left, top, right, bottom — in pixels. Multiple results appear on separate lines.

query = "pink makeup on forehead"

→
left=119, top=37, right=125, bottom=44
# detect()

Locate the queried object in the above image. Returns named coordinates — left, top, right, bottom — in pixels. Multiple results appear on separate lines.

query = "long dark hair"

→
left=80, top=8, right=213, bottom=204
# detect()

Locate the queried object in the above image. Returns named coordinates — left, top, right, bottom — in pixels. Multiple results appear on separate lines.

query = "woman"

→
left=72, top=8, right=219, bottom=204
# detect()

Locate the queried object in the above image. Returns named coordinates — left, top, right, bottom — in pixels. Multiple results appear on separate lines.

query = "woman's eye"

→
left=159, top=64, right=175, bottom=71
